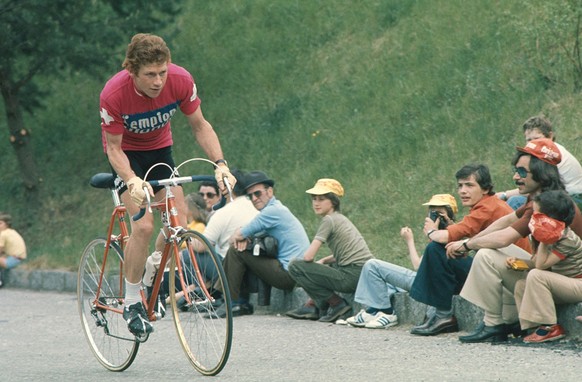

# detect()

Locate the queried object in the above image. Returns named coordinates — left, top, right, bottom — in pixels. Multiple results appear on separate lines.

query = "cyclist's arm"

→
left=104, top=131, right=135, bottom=183
left=185, top=108, right=224, bottom=163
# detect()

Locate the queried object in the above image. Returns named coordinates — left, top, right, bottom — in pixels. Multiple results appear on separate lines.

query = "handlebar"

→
left=131, top=175, right=234, bottom=221
left=132, top=175, right=217, bottom=221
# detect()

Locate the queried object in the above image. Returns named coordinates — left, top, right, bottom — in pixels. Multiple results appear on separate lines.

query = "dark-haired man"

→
left=452, top=138, right=582, bottom=343
left=409, top=164, right=530, bottom=336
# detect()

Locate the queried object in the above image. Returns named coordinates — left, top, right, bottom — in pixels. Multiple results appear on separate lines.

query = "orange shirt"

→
left=447, top=194, right=531, bottom=253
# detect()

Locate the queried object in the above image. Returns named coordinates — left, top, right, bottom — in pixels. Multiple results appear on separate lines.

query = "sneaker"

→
left=523, top=324, right=565, bottom=343
left=123, top=302, right=154, bottom=336
left=286, top=305, right=320, bottom=320
left=364, top=312, right=399, bottom=329
left=346, top=309, right=377, bottom=327
left=318, top=299, right=351, bottom=323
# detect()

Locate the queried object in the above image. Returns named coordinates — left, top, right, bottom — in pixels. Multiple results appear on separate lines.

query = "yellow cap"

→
left=306, top=178, right=344, bottom=197
left=422, top=194, right=458, bottom=214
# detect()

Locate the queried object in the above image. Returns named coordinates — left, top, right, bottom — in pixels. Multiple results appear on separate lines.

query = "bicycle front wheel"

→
left=77, top=237, right=139, bottom=371
left=169, top=230, right=232, bottom=376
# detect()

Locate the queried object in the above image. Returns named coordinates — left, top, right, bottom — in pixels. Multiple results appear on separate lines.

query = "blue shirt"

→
left=241, top=197, right=309, bottom=270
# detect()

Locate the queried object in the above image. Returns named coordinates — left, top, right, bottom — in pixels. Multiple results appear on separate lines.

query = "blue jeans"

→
left=354, top=259, right=416, bottom=310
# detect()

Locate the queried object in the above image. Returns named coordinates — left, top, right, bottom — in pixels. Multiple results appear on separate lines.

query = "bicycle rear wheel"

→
left=78, top=237, right=139, bottom=371
left=169, top=230, right=232, bottom=376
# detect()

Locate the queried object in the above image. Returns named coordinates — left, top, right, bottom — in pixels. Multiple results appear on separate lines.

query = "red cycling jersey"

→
left=99, top=63, right=201, bottom=152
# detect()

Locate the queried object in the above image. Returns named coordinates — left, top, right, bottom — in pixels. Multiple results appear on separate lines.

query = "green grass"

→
left=2, top=0, right=582, bottom=270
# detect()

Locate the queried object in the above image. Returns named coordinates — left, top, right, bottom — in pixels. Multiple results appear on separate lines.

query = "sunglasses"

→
left=513, top=166, right=531, bottom=179
left=198, top=192, right=218, bottom=199
left=246, top=190, right=265, bottom=200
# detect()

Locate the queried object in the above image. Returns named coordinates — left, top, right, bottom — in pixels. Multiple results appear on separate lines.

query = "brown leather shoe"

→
left=410, top=316, right=458, bottom=336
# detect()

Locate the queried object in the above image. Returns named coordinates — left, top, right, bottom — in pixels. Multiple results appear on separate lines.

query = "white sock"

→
left=124, top=279, right=142, bottom=306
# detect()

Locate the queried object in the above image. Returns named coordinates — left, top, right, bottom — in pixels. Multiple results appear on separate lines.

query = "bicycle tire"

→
left=169, top=230, right=233, bottom=376
left=77, top=237, right=139, bottom=371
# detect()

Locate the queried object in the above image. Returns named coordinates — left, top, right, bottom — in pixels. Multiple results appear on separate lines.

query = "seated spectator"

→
left=454, top=138, right=582, bottom=343
left=172, top=170, right=259, bottom=311
left=0, top=213, right=27, bottom=288
left=497, top=115, right=582, bottom=210
left=185, top=192, right=208, bottom=233
left=285, top=179, right=375, bottom=323
left=198, top=180, right=221, bottom=219
left=409, top=164, right=531, bottom=337
left=210, top=171, right=310, bottom=318
left=344, top=194, right=457, bottom=329
left=511, top=190, right=582, bottom=343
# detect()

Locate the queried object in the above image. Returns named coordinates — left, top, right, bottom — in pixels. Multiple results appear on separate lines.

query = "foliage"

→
left=510, top=0, right=582, bottom=92
left=2, top=0, right=582, bottom=270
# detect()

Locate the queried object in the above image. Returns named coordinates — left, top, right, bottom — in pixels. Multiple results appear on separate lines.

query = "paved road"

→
left=1, top=288, right=581, bottom=381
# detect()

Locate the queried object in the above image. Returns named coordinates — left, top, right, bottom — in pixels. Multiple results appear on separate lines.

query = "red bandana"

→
left=529, top=212, right=565, bottom=244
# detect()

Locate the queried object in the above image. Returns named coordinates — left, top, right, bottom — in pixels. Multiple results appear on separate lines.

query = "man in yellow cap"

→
left=285, top=178, right=375, bottom=323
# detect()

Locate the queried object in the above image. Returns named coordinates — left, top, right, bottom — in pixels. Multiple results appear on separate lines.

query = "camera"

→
left=429, top=210, right=449, bottom=230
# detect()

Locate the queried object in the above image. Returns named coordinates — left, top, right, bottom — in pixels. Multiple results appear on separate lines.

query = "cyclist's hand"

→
left=126, top=176, right=153, bottom=207
left=214, top=163, right=237, bottom=195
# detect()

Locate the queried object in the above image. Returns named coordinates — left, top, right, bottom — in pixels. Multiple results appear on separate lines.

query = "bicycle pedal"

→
left=134, top=332, right=150, bottom=343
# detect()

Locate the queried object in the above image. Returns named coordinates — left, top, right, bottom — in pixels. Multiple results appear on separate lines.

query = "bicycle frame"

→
left=90, top=174, right=219, bottom=320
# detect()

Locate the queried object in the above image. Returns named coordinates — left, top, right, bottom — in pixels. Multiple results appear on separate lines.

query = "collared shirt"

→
left=447, top=194, right=530, bottom=252
left=241, top=197, right=310, bottom=270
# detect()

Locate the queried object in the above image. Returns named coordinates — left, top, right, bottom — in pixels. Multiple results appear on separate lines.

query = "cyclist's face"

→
left=132, top=62, right=168, bottom=98
left=246, top=184, right=272, bottom=211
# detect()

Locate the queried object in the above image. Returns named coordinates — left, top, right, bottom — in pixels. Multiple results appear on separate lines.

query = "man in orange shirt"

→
left=409, top=164, right=530, bottom=336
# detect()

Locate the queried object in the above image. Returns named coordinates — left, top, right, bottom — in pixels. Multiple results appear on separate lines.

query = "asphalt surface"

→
left=1, top=288, right=581, bottom=381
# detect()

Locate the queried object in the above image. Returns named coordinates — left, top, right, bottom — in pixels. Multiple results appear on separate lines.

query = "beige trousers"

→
left=460, top=245, right=531, bottom=326
left=514, top=269, right=582, bottom=329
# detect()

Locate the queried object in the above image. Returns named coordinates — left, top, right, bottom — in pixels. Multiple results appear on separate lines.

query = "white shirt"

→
left=203, top=196, right=259, bottom=257
left=556, top=142, right=582, bottom=194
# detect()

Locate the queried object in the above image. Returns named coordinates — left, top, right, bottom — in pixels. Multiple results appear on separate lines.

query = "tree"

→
left=0, top=0, right=181, bottom=190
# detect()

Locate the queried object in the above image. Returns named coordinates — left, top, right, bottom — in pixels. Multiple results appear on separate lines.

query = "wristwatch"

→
left=462, top=239, right=471, bottom=252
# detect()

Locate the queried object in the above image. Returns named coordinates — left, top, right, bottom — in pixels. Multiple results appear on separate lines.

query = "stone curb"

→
left=5, top=268, right=582, bottom=340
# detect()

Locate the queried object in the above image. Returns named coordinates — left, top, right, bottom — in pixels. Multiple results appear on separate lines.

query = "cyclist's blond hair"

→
left=122, top=33, right=171, bottom=75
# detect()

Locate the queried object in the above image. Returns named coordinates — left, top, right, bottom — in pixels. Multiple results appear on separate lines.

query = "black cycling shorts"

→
left=110, top=146, right=179, bottom=195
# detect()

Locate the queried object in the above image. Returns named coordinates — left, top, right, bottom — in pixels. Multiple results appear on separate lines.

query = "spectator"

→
left=285, top=179, right=375, bottom=323
left=0, top=213, right=27, bottom=288
left=344, top=194, right=457, bottom=329
left=185, top=192, right=208, bottom=233
left=511, top=190, right=582, bottom=343
left=408, top=164, right=531, bottom=336
left=497, top=115, right=582, bottom=210
left=198, top=180, right=221, bottom=218
left=210, top=171, right=310, bottom=318
left=453, top=138, right=582, bottom=343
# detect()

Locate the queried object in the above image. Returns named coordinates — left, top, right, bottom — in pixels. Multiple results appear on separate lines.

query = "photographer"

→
left=408, top=164, right=531, bottom=336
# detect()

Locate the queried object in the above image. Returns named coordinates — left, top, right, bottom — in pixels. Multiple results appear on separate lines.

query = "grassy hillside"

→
left=2, top=0, right=582, bottom=270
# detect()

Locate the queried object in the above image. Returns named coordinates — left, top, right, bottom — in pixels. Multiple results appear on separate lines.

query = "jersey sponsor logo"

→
left=123, top=102, right=179, bottom=134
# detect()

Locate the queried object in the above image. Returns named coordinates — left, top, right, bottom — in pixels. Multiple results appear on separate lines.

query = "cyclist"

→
left=99, top=33, right=235, bottom=336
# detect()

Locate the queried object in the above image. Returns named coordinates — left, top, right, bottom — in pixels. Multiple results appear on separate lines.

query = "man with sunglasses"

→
left=198, top=181, right=221, bottom=218
left=209, top=171, right=310, bottom=317
left=448, top=138, right=582, bottom=343
left=496, top=115, right=582, bottom=210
